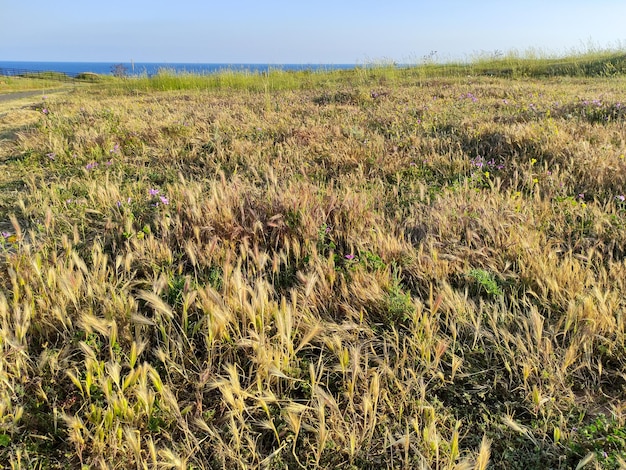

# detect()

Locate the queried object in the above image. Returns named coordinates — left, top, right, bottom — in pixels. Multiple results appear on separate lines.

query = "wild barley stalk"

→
left=2, top=64, right=626, bottom=468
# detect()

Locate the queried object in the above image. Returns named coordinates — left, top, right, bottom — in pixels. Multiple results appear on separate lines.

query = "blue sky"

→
left=1, top=0, right=625, bottom=63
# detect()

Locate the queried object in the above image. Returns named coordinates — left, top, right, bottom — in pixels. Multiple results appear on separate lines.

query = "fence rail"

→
left=0, top=67, right=87, bottom=82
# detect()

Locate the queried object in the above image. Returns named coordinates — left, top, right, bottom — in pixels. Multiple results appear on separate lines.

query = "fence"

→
left=0, top=67, right=84, bottom=82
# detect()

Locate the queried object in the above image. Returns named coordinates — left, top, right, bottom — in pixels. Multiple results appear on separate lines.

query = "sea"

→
left=0, top=61, right=358, bottom=77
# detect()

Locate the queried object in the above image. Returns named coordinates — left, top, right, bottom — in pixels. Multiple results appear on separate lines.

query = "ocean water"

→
left=0, top=61, right=357, bottom=77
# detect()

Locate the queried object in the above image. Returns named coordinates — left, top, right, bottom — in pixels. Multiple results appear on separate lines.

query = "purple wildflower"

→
left=85, top=162, right=98, bottom=170
left=1, top=232, right=10, bottom=239
left=345, top=254, right=355, bottom=260
left=470, top=156, right=484, bottom=168
left=149, top=188, right=160, bottom=196
left=159, top=196, right=169, bottom=205
left=46, top=152, right=56, bottom=160
left=616, top=195, right=625, bottom=202
left=42, top=108, right=49, bottom=115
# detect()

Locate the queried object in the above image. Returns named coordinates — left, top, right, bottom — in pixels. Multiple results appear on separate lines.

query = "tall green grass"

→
left=466, top=48, right=626, bottom=77
left=105, top=48, right=626, bottom=94
left=116, top=67, right=359, bottom=93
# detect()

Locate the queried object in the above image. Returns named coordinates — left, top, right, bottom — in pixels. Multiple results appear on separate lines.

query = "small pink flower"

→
left=345, top=254, right=355, bottom=260
left=149, top=188, right=160, bottom=196
left=159, top=196, right=169, bottom=205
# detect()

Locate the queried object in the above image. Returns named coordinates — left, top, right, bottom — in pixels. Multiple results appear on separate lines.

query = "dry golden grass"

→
left=0, top=70, right=625, bottom=469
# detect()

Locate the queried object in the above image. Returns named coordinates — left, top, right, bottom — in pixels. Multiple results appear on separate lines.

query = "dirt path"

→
left=0, top=89, right=49, bottom=103
left=0, top=88, right=66, bottom=245
left=0, top=86, right=74, bottom=102
left=0, top=90, right=51, bottom=257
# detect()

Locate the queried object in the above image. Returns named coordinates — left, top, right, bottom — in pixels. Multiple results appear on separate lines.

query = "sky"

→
left=1, top=0, right=625, bottom=64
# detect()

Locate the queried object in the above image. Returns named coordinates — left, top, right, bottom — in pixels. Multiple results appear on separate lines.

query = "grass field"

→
left=1, top=52, right=626, bottom=469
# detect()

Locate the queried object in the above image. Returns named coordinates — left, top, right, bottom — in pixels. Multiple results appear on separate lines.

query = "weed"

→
left=568, top=414, right=626, bottom=469
left=468, top=268, right=504, bottom=297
